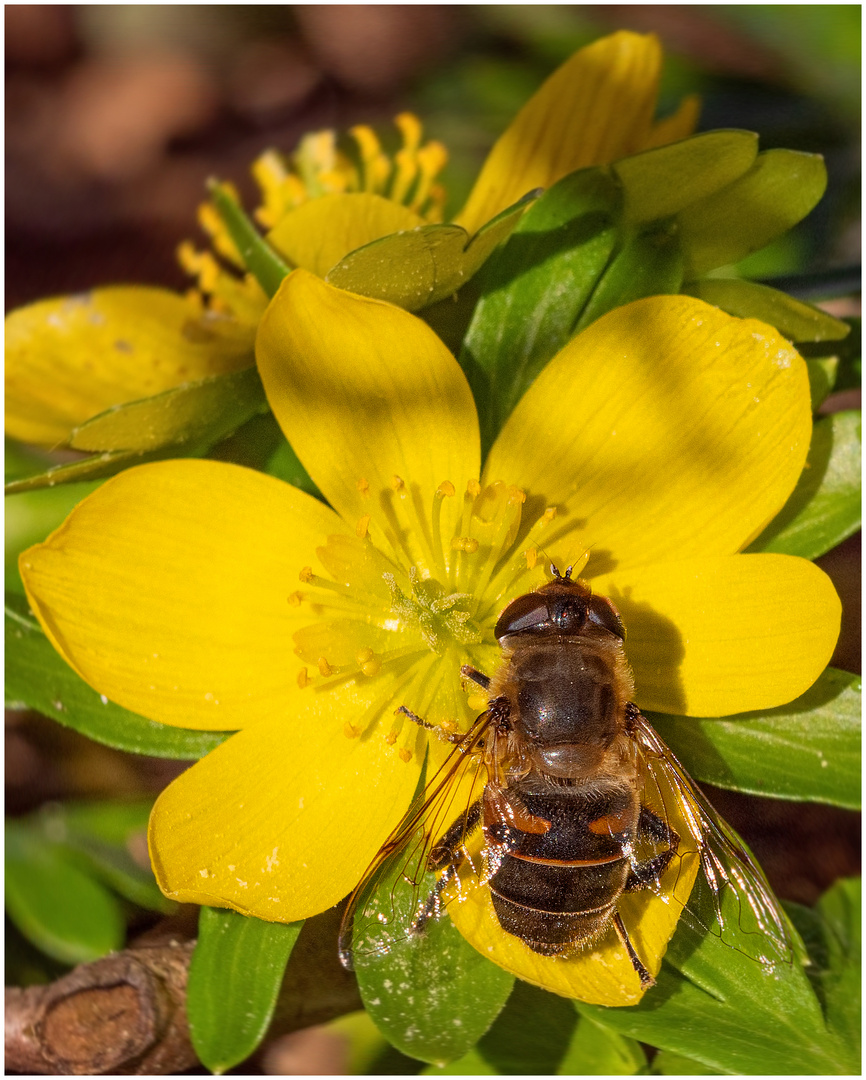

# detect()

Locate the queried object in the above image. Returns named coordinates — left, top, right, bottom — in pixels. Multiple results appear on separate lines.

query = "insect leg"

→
left=624, top=806, right=680, bottom=891
left=613, top=911, right=655, bottom=987
left=396, top=704, right=466, bottom=744
left=411, top=800, right=482, bottom=935
left=460, top=664, right=491, bottom=690
left=429, top=799, right=482, bottom=868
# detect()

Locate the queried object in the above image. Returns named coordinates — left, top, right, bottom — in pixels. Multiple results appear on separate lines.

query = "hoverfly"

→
left=339, top=567, right=792, bottom=988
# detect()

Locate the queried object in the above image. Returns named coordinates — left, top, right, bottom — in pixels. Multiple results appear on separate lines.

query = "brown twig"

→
left=5, top=907, right=363, bottom=1075
left=5, top=940, right=197, bottom=1075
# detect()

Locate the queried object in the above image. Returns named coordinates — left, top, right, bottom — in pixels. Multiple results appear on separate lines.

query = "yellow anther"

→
left=451, top=536, right=479, bottom=553
left=395, top=112, right=423, bottom=152
left=287, top=590, right=304, bottom=606
left=399, top=748, right=413, bottom=763
left=356, top=515, right=370, bottom=539
left=391, top=475, right=405, bottom=492
left=297, top=668, right=309, bottom=689
left=299, top=566, right=314, bottom=583
left=349, top=124, right=382, bottom=164
left=439, top=719, right=458, bottom=736
left=362, top=658, right=381, bottom=677
left=344, top=722, right=360, bottom=739
left=436, top=480, right=455, bottom=498
left=357, top=477, right=370, bottom=497
left=524, top=547, right=538, bottom=570
left=466, top=479, right=481, bottom=497
left=541, top=507, right=557, bottom=525
left=356, top=647, right=374, bottom=665
left=508, top=486, right=526, bottom=505
left=317, top=657, right=333, bottom=677
left=384, top=731, right=397, bottom=745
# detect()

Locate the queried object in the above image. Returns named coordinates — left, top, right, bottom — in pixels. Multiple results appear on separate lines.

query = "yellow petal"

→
left=256, top=270, right=481, bottom=529
left=447, top=760, right=700, bottom=1004
left=484, top=296, right=811, bottom=570
left=641, top=93, right=701, bottom=151
left=454, top=31, right=662, bottom=236
left=149, top=690, right=422, bottom=920
left=20, top=459, right=351, bottom=729
left=594, top=554, right=841, bottom=716
left=267, top=192, right=424, bottom=277
left=5, top=287, right=253, bottom=446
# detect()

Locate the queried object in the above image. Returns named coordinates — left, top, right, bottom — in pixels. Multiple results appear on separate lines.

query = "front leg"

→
left=624, top=805, right=680, bottom=892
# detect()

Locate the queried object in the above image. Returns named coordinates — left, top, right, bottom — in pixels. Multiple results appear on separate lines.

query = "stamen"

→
left=287, top=591, right=304, bottom=606
left=356, top=515, right=370, bottom=539
left=297, top=668, right=309, bottom=689
left=395, top=112, right=423, bottom=153
left=524, top=548, right=538, bottom=570
left=429, top=481, right=454, bottom=576
left=357, top=478, right=370, bottom=497
left=391, top=475, right=405, bottom=492
left=399, top=748, right=413, bottom=763
left=297, top=568, right=353, bottom=597
left=344, top=721, right=360, bottom=739
left=317, top=657, right=334, bottom=677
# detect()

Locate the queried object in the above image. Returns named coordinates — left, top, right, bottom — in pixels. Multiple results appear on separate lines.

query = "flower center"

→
left=289, top=477, right=581, bottom=762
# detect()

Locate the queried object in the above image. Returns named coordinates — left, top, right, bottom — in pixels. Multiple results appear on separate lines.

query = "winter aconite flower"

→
left=6, top=30, right=693, bottom=447
left=20, top=272, right=840, bottom=1004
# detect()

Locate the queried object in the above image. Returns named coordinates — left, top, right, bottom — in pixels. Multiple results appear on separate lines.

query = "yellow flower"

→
left=20, top=272, right=840, bottom=1004
left=5, top=30, right=693, bottom=449
left=184, top=30, right=695, bottom=319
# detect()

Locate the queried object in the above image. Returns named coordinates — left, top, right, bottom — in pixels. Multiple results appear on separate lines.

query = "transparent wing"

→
left=631, top=708, right=793, bottom=968
left=338, top=710, right=496, bottom=969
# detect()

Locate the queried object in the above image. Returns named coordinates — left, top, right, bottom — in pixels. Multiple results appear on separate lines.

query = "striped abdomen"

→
left=484, top=780, right=638, bottom=955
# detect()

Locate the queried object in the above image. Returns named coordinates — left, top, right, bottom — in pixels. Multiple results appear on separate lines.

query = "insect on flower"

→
left=339, top=566, right=793, bottom=989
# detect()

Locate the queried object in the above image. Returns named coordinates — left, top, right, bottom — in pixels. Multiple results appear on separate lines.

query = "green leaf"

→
left=354, top=863, right=514, bottom=1065
left=787, top=878, right=861, bottom=1050
left=327, top=192, right=538, bottom=313
left=5, top=821, right=125, bottom=964
left=652, top=1049, right=722, bottom=1074
left=577, top=893, right=852, bottom=1074
left=806, top=356, right=840, bottom=411
left=683, top=278, right=850, bottom=343
left=574, top=221, right=683, bottom=333
left=206, top=412, right=322, bottom=498
left=425, top=984, right=645, bottom=1074
left=187, top=906, right=302, bottom=1074
left=38, top=802, right=174, bottom=914
left=799, top=317, right=861, bottom=392
left=614, top=130, right=758, bottom=225
left=460, top=167, right=622, bottom=451
left=68, top=365, right=267, bottom=453
left=4, top=368, right=270, bottom=494
left=209, top=181, right=291, bottom=298
left=5, top=593, right=230, bottom=759
left=648, top=667, right=860, bottom=808
left=746, top=410, right=861, bottom=559
left=4, top=446, right=176, bottom=494
left=679, top=150, right=827, bottom=278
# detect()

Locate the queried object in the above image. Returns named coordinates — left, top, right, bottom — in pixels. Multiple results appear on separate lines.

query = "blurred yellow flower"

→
left=6, top=30, right=695, bottom=447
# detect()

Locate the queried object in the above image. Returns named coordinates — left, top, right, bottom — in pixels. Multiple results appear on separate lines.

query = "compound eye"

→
left=494, top=594, right=551, bottom=639
left=587, top=596, right=625, bottom=639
